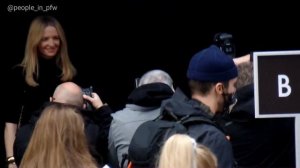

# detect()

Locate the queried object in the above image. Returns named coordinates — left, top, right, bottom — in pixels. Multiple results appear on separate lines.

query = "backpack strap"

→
left=180, top=115, right=228, bottom=133
left=121, top=153, right=128, bottom=168
left=180, top=115, right=214, bottom=124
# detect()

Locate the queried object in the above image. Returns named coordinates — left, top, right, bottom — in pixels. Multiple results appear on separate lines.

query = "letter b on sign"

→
left=278, top=74, right=291, bottom=97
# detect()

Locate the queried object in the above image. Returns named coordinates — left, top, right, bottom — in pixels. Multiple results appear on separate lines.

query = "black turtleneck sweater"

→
left=5, top=57, right=70, bottom=126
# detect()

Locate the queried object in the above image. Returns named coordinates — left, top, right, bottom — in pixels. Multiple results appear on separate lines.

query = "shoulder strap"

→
left=180, top=115, right=216, bottom=127
left=121, top=153, right=128, bottom=168
left=180, top=115, right=229, bottom=134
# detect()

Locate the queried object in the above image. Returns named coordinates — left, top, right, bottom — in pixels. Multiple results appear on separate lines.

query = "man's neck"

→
left=192, top=94, right=217, bottom=114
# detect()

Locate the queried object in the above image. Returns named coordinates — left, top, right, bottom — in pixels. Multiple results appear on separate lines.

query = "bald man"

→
left=50, top=82, right=104, bottom=110
left=51, top=82, right=85, bottom=106
left=13, top=82, right=112, bottom=166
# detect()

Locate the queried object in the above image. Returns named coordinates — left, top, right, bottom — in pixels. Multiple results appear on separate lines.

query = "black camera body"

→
left=82, top=86, right=93, bottom=111
left=213, top=32, right=236, bottom=58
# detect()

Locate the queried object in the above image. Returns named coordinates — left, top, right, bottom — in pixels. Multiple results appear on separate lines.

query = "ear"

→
left=215, top=83, right=224, bottom=95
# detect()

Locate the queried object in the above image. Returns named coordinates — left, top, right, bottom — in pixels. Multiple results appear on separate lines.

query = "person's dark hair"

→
left=189, top=81, right=215, bottom=95
left=189, top=80, right=229, bottom=95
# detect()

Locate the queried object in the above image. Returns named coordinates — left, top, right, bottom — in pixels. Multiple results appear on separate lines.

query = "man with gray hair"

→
left=108, top=69, right=174, bottom=168
left=137, top=69, right=174, bottom=91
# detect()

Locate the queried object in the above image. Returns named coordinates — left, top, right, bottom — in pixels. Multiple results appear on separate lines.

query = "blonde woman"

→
left=5, top=15, right=77, bottom=167
left=157, top=134, right=217, bottom=168
left=20, top=103, right=98, bottom=168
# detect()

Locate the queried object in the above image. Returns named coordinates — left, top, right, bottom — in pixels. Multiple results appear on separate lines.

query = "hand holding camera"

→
left=82, top=86, right=105, bottom=110
left=82, top=86, right=94, bottom=110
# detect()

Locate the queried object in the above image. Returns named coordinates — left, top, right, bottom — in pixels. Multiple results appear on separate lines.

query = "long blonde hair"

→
left=157, top=134, right=217, bottom=168
left=21, top=15, right=76, bottom=87
left=20, top=103, right=97, bottom=168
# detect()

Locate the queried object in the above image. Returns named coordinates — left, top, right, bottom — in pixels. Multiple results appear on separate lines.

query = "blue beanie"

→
left=187, top=45, right=238, bottom=82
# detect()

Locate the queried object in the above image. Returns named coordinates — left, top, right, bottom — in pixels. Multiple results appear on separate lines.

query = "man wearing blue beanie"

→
left=161, top=45, right=238, bottom=168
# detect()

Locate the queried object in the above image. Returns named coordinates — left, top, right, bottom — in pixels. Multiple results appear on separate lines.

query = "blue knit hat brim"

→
left=187, top=66, right=238, bottom=82
left=187, top=45, right=238, bottom=82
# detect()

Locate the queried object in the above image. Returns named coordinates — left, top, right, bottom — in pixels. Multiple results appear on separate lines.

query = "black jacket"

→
left=161, top=89, right=236, bottom=168
left=14, top=102, right=113, bottom=166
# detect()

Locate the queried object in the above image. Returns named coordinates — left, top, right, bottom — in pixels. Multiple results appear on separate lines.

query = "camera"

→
left=213, top=32, right=236, bottom=58
left=82, top=86, right=93, bottom=110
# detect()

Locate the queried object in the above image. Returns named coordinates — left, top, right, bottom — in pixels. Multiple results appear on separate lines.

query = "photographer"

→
left=13, top=82, right=112, bottom=167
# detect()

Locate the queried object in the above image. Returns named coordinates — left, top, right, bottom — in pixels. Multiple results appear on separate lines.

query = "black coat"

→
left=161, top=89, right=236, bottom=168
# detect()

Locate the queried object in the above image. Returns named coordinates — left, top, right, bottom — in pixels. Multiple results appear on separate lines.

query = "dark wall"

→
left=1, top=1, right=300, bottom=166
left=2, top=1, right=300, bottom=110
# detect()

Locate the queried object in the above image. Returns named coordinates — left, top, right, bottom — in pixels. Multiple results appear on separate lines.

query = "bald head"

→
left=52, top=82, right=84, bottom=107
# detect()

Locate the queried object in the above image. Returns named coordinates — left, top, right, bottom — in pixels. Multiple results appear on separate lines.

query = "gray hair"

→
left=236, top=62, right=253, bottom=89
left=138, top=69, right=174, bottom=90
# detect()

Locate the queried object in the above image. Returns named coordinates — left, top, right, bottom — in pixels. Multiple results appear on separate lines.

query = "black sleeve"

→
left=191, top=125, right=236, bottom=168
left=92, top=105, right=113, bottom=138
left=5, top=66, right=24, bottom=124
left=93, top=105, right=113, bottom=164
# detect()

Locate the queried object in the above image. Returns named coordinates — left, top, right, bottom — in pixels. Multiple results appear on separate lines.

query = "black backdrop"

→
left=1, top=0, right=300, bottom=166
left=2, top=1, right=300, bottom=110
